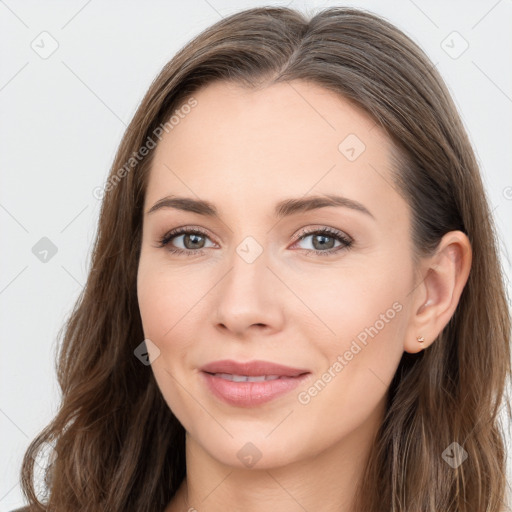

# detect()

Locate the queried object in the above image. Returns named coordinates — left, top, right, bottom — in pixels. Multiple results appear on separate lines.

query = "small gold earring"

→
left=417, top=336, right=425, bottom=343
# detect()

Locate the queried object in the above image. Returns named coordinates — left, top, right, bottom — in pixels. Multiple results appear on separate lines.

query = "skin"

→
left=136, top=80, right=472, bottom=511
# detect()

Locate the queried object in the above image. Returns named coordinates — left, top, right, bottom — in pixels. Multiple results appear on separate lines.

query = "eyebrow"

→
left=146, top=193, right=375, bottom=220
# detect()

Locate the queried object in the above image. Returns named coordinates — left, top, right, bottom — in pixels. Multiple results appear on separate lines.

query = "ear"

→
left=404, top=230, right=472, bottom=354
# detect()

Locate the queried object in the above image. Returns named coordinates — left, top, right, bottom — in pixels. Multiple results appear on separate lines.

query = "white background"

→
left=1, top=0, right=511, bottom=510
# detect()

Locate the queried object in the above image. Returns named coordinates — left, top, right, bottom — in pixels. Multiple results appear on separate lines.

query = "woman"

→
left=17, top=6, right=511, bottom=511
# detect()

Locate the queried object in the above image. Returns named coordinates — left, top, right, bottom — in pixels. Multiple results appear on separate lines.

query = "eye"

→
left=156, top=225, right=353, bottom=257
left=157, top=227, right=215, bottom=256
left=291, top=227, right=353, bottom=256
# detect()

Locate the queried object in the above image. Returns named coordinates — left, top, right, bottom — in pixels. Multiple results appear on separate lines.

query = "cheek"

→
left=137, top=266, right=169, bottom=342
left=290, top=260, right=408, bottom=403
left=136, top=258, right=217, bottom=384
left=137, top=268, right=187, bottom=395
left=137, top=256, right=199, bottom=344
left=286, top=259, right=407, bottom=346
left=137, top=261, right=202, bottom=423
left=306, top=291, right=407, bottom=413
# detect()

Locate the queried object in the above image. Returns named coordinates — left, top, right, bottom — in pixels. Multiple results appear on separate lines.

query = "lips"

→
left=200, top=359, right=310, bottom=378
left=199, top=359, right=311, bottom=407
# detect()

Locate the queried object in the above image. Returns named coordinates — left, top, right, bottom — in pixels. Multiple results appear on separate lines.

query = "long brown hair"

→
left=20, top=6, right=511, bottom=511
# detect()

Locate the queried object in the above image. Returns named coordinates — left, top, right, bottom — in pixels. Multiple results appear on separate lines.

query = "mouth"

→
left=199, top=359, right=311, bottom=407
left=200, top=359, right=310, bottom=377
left=204, top=373, right=287, bottom=382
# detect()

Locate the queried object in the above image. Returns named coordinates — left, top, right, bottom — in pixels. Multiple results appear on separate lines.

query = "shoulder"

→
left=10, top=507, right=31, bottom=512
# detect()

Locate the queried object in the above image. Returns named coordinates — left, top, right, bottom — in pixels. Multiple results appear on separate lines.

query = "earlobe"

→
left=404, top=230, right=472, bottom=354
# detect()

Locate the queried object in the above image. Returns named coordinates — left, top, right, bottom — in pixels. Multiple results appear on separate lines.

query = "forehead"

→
left=145, top=80, right=408, bottom=229
left=160, top=80, right=380, bottom=159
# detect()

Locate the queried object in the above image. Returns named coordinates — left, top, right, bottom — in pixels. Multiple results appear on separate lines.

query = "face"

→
left=137, top=80, right=418, bottom=470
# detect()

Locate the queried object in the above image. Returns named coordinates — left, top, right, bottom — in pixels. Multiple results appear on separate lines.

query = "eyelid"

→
left=156, top=225, right=216, bottom=248
left=293, top=225, right=353, bottom=243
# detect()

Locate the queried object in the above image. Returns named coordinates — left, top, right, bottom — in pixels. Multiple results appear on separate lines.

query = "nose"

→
left=213, top=248, right=285, bottom=337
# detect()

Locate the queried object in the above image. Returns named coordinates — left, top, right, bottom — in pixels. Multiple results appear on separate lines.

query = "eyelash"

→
left=156, top=226, right=353, bottom=257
